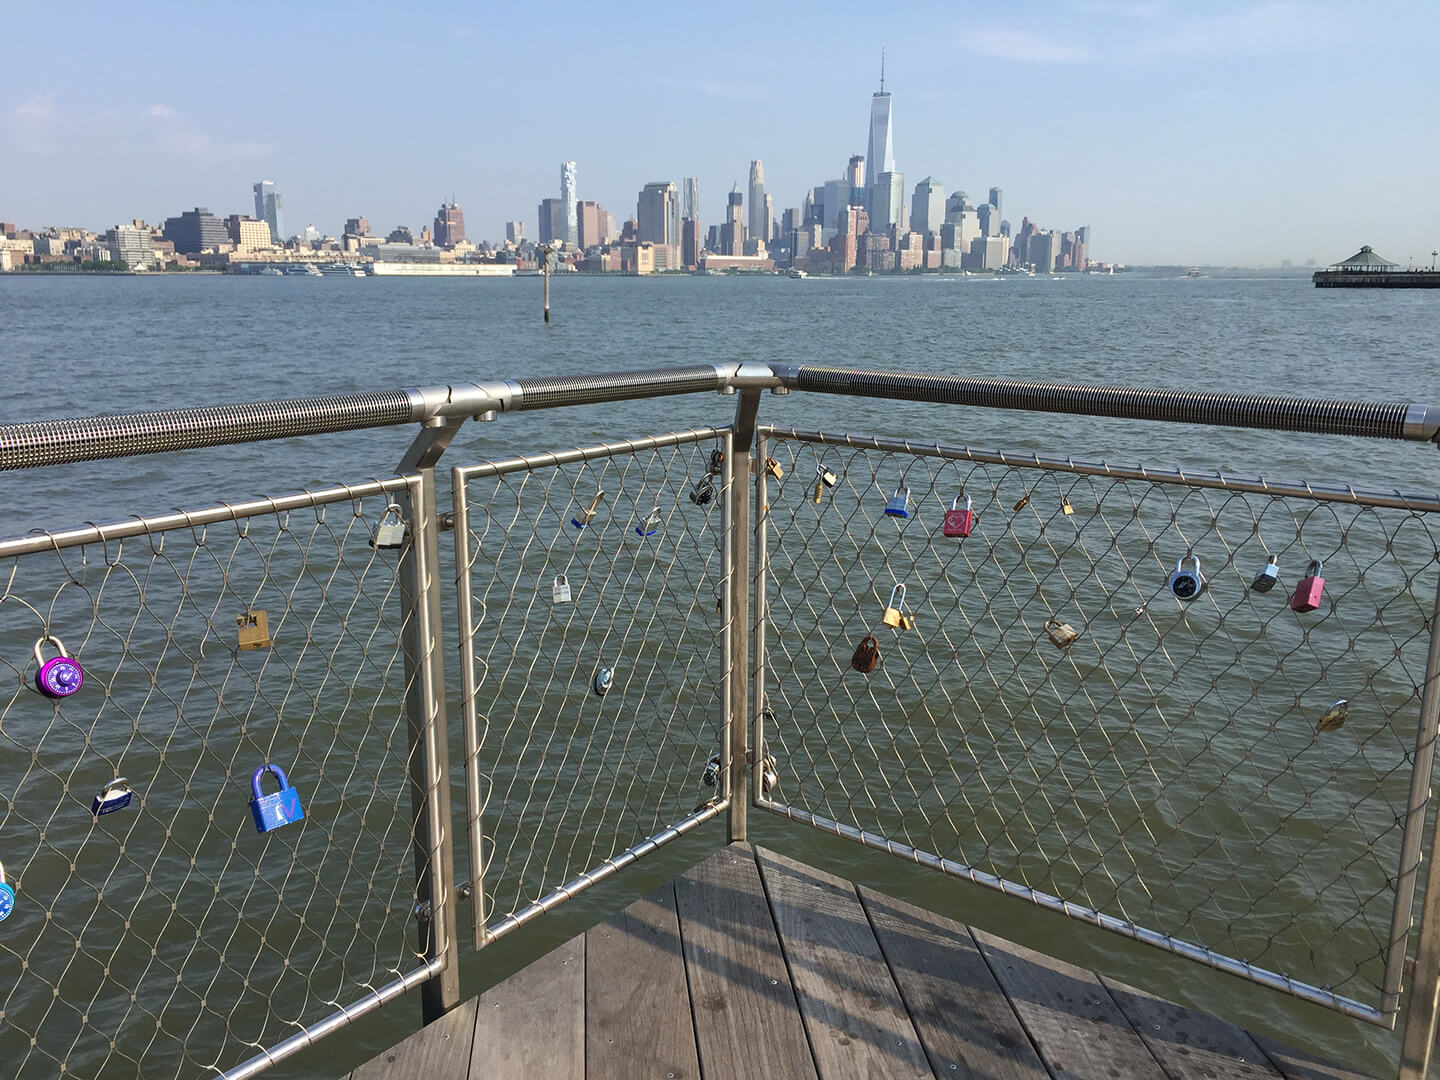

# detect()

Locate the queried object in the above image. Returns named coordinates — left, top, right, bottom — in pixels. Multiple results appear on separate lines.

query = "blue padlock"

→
left=884, top=487, right=911, bottom=519
left=0, top=860, right=13, bottom=922
left=249, top=764, right=304, bottom=833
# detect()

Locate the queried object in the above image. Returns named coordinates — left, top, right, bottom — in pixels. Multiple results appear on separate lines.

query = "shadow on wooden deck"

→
left=349, top=843, right=1373, bottom=1080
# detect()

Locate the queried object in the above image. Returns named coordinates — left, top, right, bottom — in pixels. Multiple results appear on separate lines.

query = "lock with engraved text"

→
left=943, top=494, right=974, bottom=538
left=1168, top=556, right=1204, bottom=602
left=237, top=609, right=271, bottom=650
left=850, top=635, right=880, bottom=673
left=572, top=490, right=606, bottom=530
left=33, top=635, right=83, bottom=699
left=764, top=457, right=784, bottom=480
left=369, top=503, right=407, bottom=549
left=708, top=448, right=726, bottom=476
left=1044, top=618, right=1079, bottom=649
left=882, top=584, right=908, bottom=629
left=1251, top=555, right=1280, bottom=593
left=1291, top=560, right=1325, bottom=613
left=552, top=574, right=572, bottom=603
left=635, top=506, right=662, bottom=537
left=91, top=777, right=134, bottom=817
left=702, top=753, right=721, bottom=788
left=0, top=861, right=13, bottom=922
left=249, top=764, right=304, bottom=834
left=884, top=486, right=911, bottom=519
left=689, top=475, right=715, bottom=506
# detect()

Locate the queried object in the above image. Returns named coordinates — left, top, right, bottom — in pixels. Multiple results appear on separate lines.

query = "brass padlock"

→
left=814, top=479, right=825, bottom=504
left=237, top=609, right=271, bottom=650
left=1013, top=491, right=1032, bottom=512
left=1317, top=699, right=1348, bottom=733
left=1060, top=494, right=1075, bottom=515
left=882, top=583, right=907, bottom=629
left=1044, top=618, right=1078, bottom=649
left=764, top=457, right=783, bottom=480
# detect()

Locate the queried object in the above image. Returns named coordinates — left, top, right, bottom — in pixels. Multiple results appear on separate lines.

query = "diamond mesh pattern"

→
left=0, top=480, right=435, bottom=1079
left=755, top=429, right=1440, bottom=1017
left=454, top=431, right=730, bottom=935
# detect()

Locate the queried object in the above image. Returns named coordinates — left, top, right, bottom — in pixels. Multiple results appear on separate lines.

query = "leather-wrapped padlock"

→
left=249, top=764, right=304, bottom=834
left=1168, top=556, right=1204, bottom=602
left=943, top=494, right=974, bottom=538
left=369, top=503, right=407, bottom=549
left=1291, top=560, right=1325, bottom=613
left=850, top=635, right=880, bottom=673
left=571, top=490, right=606, bottom=529
left=33, top=635, right=83, bottom=699
left=1044, top=619, right=1078, bottom=649
left=1251, top=555, right=1280, bottom=593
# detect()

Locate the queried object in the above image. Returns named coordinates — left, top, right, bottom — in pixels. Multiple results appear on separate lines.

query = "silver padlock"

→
left=760, top=754, right=779, bottom=795
left=0, top=860, right=12, bottom=922
left=635, top=506, right=662, bottom=537
left=593, top=666, right=614, bottom=696
left=571, top=490, right=606, bottom=530
left=1044, top=619, right=1078, bottom=649
left=551, top=574, right=572, bottom=603
left=1251, top=555, right=1280, bottom=593
left=690, top=475, right=715, bottom=506
left=91, top=777, right=134, bottom=816
left=370, top=503, right=407, bottom=549
left=702, top=753, right=721, bottom=787
left=1168, top=556, right=1204, bottom=602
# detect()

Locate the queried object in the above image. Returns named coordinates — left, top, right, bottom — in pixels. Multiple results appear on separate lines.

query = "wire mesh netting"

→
left=755, top=428, right=1440, bottom=1020
left=454, top=430, right=731, bottom=937
left=0, top=479, right=439, bottom=1079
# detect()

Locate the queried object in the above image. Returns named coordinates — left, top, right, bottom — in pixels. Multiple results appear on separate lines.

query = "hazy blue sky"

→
left=4, top=1, right=1437, bottom=265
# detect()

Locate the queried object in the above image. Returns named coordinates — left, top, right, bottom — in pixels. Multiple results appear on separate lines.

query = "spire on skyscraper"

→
left=880, top=45, right=885, bottom=93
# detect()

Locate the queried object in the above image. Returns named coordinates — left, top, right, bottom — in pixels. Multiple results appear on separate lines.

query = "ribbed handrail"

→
left=512, top=364, right=725, bottom=409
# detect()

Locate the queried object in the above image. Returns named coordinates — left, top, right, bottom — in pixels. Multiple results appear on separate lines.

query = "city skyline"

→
left=3, top=2, right=1438, bottom=265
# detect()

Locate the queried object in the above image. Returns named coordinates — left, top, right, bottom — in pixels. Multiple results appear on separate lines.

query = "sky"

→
left=3, top=0, right=1438, bottom=266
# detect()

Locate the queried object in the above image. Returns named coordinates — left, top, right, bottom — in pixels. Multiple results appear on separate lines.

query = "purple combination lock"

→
left=34, top=635, right=83, bottom=699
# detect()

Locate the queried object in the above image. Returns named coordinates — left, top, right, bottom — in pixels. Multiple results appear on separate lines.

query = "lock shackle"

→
left=1043, top=617, right=1059, bottom=630
left=887, top=583, right=906, bottom=610
left=1174, top=555, right=1200, bottom=574
left=251, top=764, right=289, bottom=801
left=33, top=634, right=71, bottom=667
left=378, top=502, right=403, bottom=524
left=1264, top=554, right=1279, bottom=566
left=0, top=859, right=5, bottom=885
left=585, top=490, right=607, bottom=513
left=950, top=494, right=972, bottom=512
left=554, top=573, right=568, bottom=585
left=892, top=485, right=908, bottom=498
left=859, top=634, right=877, bottom=649
left=1307, top=559, right=1322, bottom=575
left=98, top=777, right=130, bottom=797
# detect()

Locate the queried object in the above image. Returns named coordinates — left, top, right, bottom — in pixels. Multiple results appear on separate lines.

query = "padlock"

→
left=702, top=753, right=721, bottom=788
left=1060, top=494, right=1075, bottom=515
left=814, top=463, right=838, bottom=504
left=1013, top=491, right=1032, bottom=512
left=689, top=475, right=715, bottom=506
left=593, top=666, right=614, bottom=696
left=764, top=457, right=784, bottom=480
left=943, top=494, right=974, bottom=538
left=33, top=635, right=83, bottom=699
left=884, top=487, right=911, bottom=519
left=552, top=574, right=572, bottom=603
left=635, top=506, right=662, bottom=537
left=850, top=635, right=880, bottom=673
left=1168, top=556, right=1205, bottom=602
left=882, top=583, right=907, bottom=628
left=708, top=448, right=726, bottom=476
left=1251, top=555, right=1281, bottom=593
left=1044, top=618, right=1079, bottom=649
left=369, top=503, right=407, bottom=549
left=0, top=861, right=13, bottom=922
left=760, top=754, right=779, bottom=795
left=1316, top=699, right=1348, bottom=733
left=1291, top=560, right=1325, bottom=613
left=571, top=490, right=606, bottom=530
left=249, top=764, right=304, bottom=834
left=813, top=479, right=826, bottom=504
left=237, top=609, right=271, bottom=650
left=91, top=777, right=133, bottom=817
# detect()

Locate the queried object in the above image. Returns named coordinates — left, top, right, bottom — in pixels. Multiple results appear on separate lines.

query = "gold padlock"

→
left=765, top=457, right=784, bottom=480
left=1316, top=699, right=1348, bottom=733
left=882, top=583, right=907, bottom=629
left=899, top=612, right=915, bottom=631
left=1044, top=618, right=1078, bottom=649
left=1060, top=495, right=1075, bottom=515
left=814, top=480, right=825, bottom=504
left=237, top=609, right=271, bottom=650
left=1013, top=491, right=1032, bottom=512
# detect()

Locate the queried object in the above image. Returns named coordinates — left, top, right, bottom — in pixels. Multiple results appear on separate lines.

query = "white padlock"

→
left=552, top=574, right=572, bottom=603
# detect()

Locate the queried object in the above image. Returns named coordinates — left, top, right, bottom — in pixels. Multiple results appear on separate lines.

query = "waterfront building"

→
left=896, top=230, right=924, bottom=271
left=561, top=161, right=578, bottom=247
left=748, top=160, right=770, bottom=250
left=977, top=203, right=1000, bottom=238
left=433, top=201, right=465, bottom=248
left=387, top=226, right=414, bottom=244
left=105, top=224, right=155, bottom=268
left=971, top=234, right=1009, bottom=271
left=1076, top=225, right=1091, bottom=260
left=1028, top=230, right=1058, bottom=272
left=871, top=172, right=905, bottom=232
left=681, top=218, right=701, bottom=269
left=505, top=221, right=525, bottom=244
left=682, top=177, right=700, bottom=224
left=864, top=58, right=895, bottom=214
left=820, top=178, right=851, bottom=231
left=252, top=180, right=285, bottom=244
left=163, top=207, right=228, bottom=254
left=538, top=198, right=566, bottom=245
left=944, top=191, right=973, bottom=224
left=620, top=241, right=655, bottom=275
left=988, top=187, right=1002, bottom=216
left=574, top=201, right=601, bottom=249
left=345, top=217, right=370, bottom=237
left=636, top=181, right=677, bottom=247
left=846, top=154, right=865, bottom=196
left=720, top=185, right=745, bottom=255
left=909, top=177, right=944, bottom=235
left=225, top=215, right=273, bottom=252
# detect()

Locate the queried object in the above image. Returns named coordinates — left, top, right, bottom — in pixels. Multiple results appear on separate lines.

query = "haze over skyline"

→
left=4, top=1, right=1437, bottom=266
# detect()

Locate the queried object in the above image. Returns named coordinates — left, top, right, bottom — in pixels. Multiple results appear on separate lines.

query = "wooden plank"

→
left=973, top=926, right=1165, bottom=1079
left=348, top=998, right=477, bottom=1080
left=1100, top=974, right=1281, bottom=1079
left=1250, top=1033, right=1377, bottom=1080
left=586, top=885, right=702, bottom=1080
left=756, top=847, right=931, bottom=1079
left=469, top=934, right=584, bottom=1080
left=674, top=845, right=818, bottom=1080
left=859, top=885, right=1049, bottom=1079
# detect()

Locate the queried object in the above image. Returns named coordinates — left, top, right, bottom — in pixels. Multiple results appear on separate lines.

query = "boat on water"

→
left=786, top=268, right=808, bottom=279
left=1185, top=267, right=1203, bottom=278
left=317, top=263, right=365, bottom=277
left=691, top=268, right=720, bottom=276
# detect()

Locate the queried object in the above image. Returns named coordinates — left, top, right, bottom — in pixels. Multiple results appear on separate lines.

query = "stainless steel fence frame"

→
left=751, top=424, right=1440, bottom=1032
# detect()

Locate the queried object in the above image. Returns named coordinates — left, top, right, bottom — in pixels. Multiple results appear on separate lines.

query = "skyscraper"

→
left=872, top=172, right=905, bottom=232
left=538, top=198, right=566, bottom=244
left=636, top=181, right=677, bottom=247
left=252, top=180, right=285, bottom=244
left=560, top=161, right=578, bottom=247
left=909, top=177, right=944, bottom=234
left=433, top=200, right=465, bottom=248
left=682, top=177, right=701, bottom=223
left=988, top=187, right=1003, bottom=216
left=865, top=54, right=895, bottom=214
left=748, top=160, right=769, bottom=252
left=721, top=186, right=744, bottom=255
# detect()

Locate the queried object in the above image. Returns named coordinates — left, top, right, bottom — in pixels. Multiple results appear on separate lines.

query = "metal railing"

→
left=3, top=362, right=1440, bottom=1079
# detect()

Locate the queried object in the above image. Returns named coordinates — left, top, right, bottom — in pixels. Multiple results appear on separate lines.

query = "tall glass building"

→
left=252, top=180, right=285, bottom=244
left=560, top=162, right=578, bottom=247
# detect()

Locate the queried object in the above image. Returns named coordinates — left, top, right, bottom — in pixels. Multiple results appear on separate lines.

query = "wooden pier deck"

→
left=349, top=844, right=1372, bottom=1080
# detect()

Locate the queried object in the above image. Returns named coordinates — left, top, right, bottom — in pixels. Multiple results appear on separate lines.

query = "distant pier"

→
left=1313, top=244, right=1440, bottom=288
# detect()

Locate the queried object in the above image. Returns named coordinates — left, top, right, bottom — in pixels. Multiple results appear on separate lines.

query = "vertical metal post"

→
left=1397, top=580, right=1440, bottom=1076
left=397, top=425, right=464, bottom=1022
left=727, top=390, right=762, bottom=843
left=752, top=431, right=769, bottom=805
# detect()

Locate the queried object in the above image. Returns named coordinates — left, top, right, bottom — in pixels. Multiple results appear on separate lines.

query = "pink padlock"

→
left=943, top=495, right=974, bottom=538
left=1291, top=559, right=1325, bottom=613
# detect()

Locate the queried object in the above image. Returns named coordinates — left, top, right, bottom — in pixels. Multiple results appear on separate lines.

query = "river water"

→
left=2, top=271, right=1437, bottom=1077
